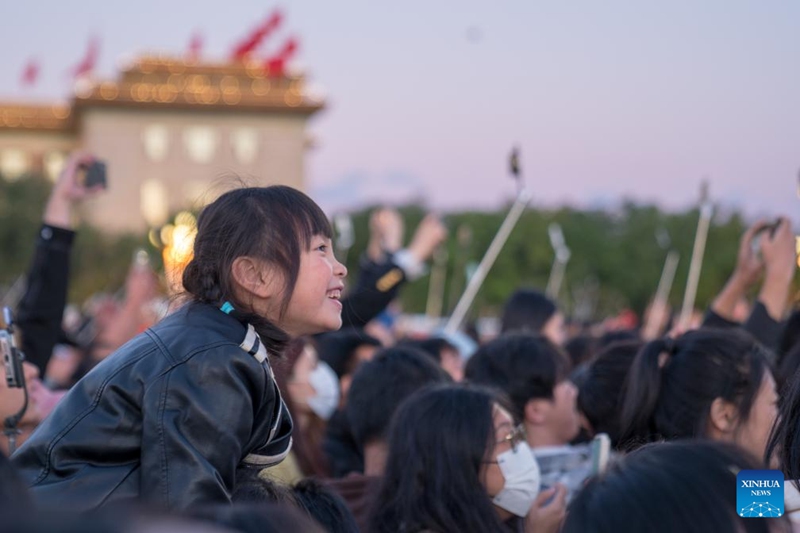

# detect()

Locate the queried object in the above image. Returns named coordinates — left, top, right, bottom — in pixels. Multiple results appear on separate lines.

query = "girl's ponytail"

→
left=618, top=337, right=676, bottom=450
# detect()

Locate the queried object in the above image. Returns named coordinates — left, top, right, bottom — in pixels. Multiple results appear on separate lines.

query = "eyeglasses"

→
left=497, top=424, right=526, bottom=452
left=483, top=424, right=527, bottom=465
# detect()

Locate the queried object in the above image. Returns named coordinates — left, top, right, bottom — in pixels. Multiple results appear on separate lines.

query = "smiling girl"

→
left=13, top=186, right=347, bottom=511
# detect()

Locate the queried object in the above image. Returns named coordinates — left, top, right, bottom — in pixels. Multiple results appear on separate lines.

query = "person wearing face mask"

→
left=370, top=384, right=565, bottom=533
left=268, top=338, right=341, bottom=481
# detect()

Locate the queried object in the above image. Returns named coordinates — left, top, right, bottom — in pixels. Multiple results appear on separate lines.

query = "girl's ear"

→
left=708, top=397, right=737, bottom=436
left=231, top=257, right=281, bottom=299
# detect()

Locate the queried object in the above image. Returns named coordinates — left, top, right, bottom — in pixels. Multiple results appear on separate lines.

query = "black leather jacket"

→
left=12, top=301, right=292, bottom=511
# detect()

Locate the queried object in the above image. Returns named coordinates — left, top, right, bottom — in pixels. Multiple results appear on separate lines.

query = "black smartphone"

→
left=83, top=160, right=107, bottom=189
left=751, top=220, right=781, bottom=256
left=1, top=308, right=25, bottom=389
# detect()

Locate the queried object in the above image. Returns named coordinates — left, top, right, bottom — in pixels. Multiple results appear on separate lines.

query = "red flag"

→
left=264, top=36, right=298, bottom=77
left=70, top=37, right=100, bottom=79
left=20, top=59, right=40, bottom=87
left=187, top=32, right=204, bottom=62
left=230, top=9, right=283, bottom=62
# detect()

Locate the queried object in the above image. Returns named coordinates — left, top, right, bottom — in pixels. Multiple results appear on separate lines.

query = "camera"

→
left=1, top=308, right=25, bottom=389
left=81, top=160, right=107, bottom=189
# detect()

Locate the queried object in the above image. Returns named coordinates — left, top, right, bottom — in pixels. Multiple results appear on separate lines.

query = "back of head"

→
left=292, top=478, right=359, bottom=533
left=500, top=288, right=557, bottom=334
left=181, top=186, right=332, bottom=353
left=346, top=346, right=450, bottom=448
left=578, top=340, right=643, bottom=447
left=618, top=328, right=769, bottom=451
left=317, top=328, right=381, bottom=379
left=396, top=337, right=457, bottom=364
left=197, top=503, right=325, bottom=533
left=371, top=384, right=507, bottom=533
left=465, top=333, right=569, bottom=421
left=564, top=440, right=786, bottom=533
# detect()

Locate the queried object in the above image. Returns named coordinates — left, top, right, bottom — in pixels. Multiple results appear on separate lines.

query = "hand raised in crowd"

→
left=44, top=151, right=105, bottom=229
left=524, top=484, right=567, bottom=533
left=732, top=220, right=768, bottom=288
left=759, top=217, right=797, bottom=319
left=407, top=214, right=448, bottom=264
left=367, top=207, right=405, bottom=261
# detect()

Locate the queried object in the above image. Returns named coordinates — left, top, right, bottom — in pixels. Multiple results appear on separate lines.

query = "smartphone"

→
left=83, top=160, right=107, bottom=189
left=751, top=220, right=781, bottom=256
left=1, top=308, right=25, bottom=389
left=590, top=433, right=611, bottom=475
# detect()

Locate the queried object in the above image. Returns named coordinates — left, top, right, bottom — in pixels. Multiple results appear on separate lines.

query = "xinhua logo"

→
left=737, top=470, right=784, bottom=518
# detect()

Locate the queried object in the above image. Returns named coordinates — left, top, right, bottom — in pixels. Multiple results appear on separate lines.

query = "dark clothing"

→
left=16, top=224, right=75, bottom=373
left=703, top=300, right=782, bottom=355
left=325, top=473, right=381, bottom=533
left=12, top=302, right=292, bottom=512
left=340, top=256, right=406, bottom=329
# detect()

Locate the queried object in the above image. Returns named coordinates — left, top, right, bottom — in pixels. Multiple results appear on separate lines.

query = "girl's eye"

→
left=316, top=244, right=328, bottom=252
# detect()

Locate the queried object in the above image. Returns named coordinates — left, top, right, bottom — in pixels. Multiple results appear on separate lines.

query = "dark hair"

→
left=563, top=440, right=789, bottom=533
left=767, top=363, right=800, bottom=487
left=292, top=478, right=360, bottom=533
left=618, top=328, right=770, bottom=451
left=370, top=384, right=509, bottom=533
left=396, top=337, right=458, bottom=364
left=316, top=328, right=382, bottom=379
left=577, top=340, right=643, bottom=447
left=182, top=186, right=333, bottom=354
left=500, top=288, right=557, bottom=334
left=346, top=346, right=450, bottom=447
left=465, top=333, right=570, bottom=421
left=195, top=503, right=324, bottom=533
left=776, top=341, right=800, bottom=394
left=232, top=467, right=297, bottom=505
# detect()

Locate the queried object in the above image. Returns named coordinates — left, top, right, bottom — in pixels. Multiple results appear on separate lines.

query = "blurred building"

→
left=0, top=56, right=323, bottom=233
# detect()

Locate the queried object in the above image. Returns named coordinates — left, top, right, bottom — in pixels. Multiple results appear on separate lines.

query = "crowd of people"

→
left=1, top=151, right=799, bottom=533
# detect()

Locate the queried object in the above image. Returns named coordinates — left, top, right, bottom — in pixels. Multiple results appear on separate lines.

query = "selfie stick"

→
left=679, top=182, right=713, bottom=329
left=545, top=224, right=571, bottom=300
left=446, top=147, right=530, bottom=333
left=643, top=250, right=680, bottom=340
left=426, top=248, right=449, bottom=318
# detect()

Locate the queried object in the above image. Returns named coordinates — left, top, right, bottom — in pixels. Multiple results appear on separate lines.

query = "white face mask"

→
left=492, top=442, right=542, bottom=517
left=307, top=361, right=340, bottom=420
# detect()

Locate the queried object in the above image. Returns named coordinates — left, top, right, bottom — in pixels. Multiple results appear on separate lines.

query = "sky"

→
left=1, top=0, right=798, bottom=219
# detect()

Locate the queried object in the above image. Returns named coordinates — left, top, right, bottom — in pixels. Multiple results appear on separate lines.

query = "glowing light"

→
left=44, top=151, right=66, bottom=182
left=160, top=224, right=175, bottom=246
left=174, top=211, right=196, bottom=227
left=284, top=92, right=302, bottom=107
left=99, top=83, right=119, bottom=100
left=163, top=222, right=197, bottom=295
left=148, top=228, right=161, bottom=248
left=220, top=76, right=239, bottom=92
left=141, top=178, right=169, bottom=227
left=0, top=149, right=30, bottom=180
left=252, top=79, right=270, bottom=96
left=222, top=90, right=241, bottom=105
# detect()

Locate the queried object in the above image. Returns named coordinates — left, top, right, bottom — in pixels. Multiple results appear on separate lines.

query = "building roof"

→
left=73, top=56, right=324, bottom=114
left=0, top=104, right=73, bottom=133
left=0, top=55, right=324, bottom=133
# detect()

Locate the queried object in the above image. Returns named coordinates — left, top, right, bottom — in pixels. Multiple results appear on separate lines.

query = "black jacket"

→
left=12, top=301, right=292, bottom=511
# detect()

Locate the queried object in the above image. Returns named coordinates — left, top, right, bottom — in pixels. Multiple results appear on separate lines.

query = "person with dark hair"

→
left=266, top=337, right=340, bottom=481
left=563, top=440, right=791, bottom=533
left=370, top=384, right=566, bottom=533
left=500, top=288, right=566, bottom=345
left=316, top=327, right=382, bottom=398
left=195, top=503, right=325, bottom=533
left=577, top=340, right=643, bottom=448
left=618, top=328, right=777, bottom=463
left=14, top=186, right=348, bottom=511
left=396, top=336, right=464, bottom=381
left=466, top=334, right=579, bottom=449
left=293, top=478, right=359, bottom=533
left=465, top=333, right=585, bottom=499
left=325, top=346, right=450, bottom=531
